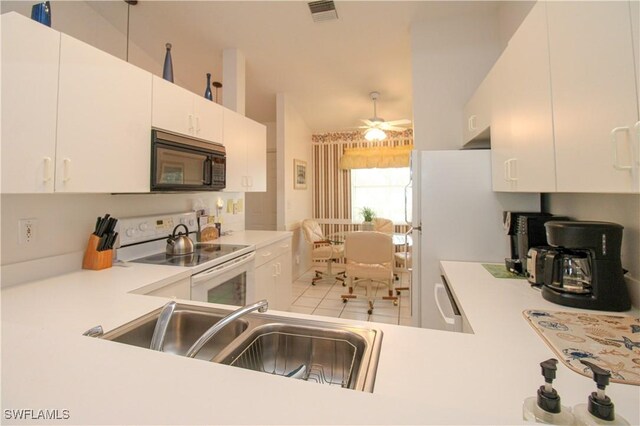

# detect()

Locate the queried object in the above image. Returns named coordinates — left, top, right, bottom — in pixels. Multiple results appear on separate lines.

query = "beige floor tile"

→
left=340, top=311, right=370, bottom=322
left=302, top=286, right=330, bottom=298
left=292, top=286, right=306, bottom=298
left=317, top=297, right=348, bottom=310
left=289, top=306, right=315, bottom=315
left=292, top=296, right=322, bottom=309
left=312, top=307, right=343, bottom=318
left=370, top=305, right=398, bottom=318
left=369, top=315, right=399, bottom=325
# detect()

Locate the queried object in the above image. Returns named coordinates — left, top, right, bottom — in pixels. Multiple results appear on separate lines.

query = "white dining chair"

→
left=341, top=231, right=397, bottom=315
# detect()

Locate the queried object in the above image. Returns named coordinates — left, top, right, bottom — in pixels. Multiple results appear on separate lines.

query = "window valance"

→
left=339, top=145, right=413, bottom=170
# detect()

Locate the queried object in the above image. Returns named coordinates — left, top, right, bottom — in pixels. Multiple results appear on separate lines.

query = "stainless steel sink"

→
left=213, top=322, right=379, bottom=392
left=101, top=304, right=248, bottom=360
left=97, top=304, right=383, bottom=392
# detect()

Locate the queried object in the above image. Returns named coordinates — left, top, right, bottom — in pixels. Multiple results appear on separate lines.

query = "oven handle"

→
left=191, top=252, right=255, bottom=285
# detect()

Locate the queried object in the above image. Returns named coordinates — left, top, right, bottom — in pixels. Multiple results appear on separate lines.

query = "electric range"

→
left=116, top=212, right=252, bottom=268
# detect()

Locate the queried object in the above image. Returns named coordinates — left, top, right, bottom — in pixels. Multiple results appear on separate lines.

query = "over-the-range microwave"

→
left=151, top=129, right=226, bottom=192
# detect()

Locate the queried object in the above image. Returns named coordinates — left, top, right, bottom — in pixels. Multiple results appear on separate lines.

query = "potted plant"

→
left=360, top=207, right=376, bottom=230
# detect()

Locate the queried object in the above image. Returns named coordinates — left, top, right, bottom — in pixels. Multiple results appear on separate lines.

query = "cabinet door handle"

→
left=276, top=262, right=281, bottom=276
left=272, top=263, right=278, bottom=278
left=503, top=160, right=509, bottom=182
left=611, top=126, right=632, bottom=171
left=43, top=157, right=52, bottom=182
left=188, top=114, right=194, bottom=134
left=261, top=251, right=272, bottom=257
left=196, top=116, right=201, bottom=134
left=468, top=115, right=477, bottom=131
left=507, top=158, right=518, bottom=182
left=62, top=158, right=71, bottom=182
left=247, top=176, right=253, bottom=187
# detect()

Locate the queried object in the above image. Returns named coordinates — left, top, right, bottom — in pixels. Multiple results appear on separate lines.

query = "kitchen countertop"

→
left=1, top=247, right=638, bottom=424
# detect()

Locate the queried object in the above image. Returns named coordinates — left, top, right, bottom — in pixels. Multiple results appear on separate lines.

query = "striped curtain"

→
left=311, top=129, right=413, bottom=221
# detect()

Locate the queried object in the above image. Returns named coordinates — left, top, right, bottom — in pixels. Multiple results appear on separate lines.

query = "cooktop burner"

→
left=131, top=244, right=249, bottom=267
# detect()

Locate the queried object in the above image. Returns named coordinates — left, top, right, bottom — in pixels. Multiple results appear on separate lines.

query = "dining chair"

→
left=301, top=219, right=345, bottom=286
left=341, top=231, right=397, bottom=315
left=372, top=217, right=394, bottom=233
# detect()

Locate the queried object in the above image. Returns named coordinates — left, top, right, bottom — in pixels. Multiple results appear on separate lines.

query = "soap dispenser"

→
left=573, top=360, right=630, bottom=426
left=523, top=358, right=575, bottom=424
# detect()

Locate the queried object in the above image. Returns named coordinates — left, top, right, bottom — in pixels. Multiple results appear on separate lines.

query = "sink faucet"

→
left=150, top=301, right=177, bottom=351
left=185, top=299, right=268, bottom=358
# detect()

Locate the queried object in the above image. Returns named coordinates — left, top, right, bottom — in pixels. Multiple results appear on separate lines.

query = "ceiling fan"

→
left=359, top=91, right=411, bottom=141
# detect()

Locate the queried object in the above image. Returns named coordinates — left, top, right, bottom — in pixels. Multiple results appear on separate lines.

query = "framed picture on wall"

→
left=294, top=159, right=307, bottom=190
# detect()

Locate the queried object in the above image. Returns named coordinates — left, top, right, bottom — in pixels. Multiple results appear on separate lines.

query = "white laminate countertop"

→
left=1, top=241, right=638, bottom=425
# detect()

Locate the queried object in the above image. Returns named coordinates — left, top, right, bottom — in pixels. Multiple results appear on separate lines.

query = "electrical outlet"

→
left=18, top=218, right=38, bottom=245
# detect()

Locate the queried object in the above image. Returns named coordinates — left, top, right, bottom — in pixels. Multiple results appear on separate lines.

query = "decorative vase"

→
left=31, top=1, right=51, bottom=27
left=204, top=73, right=213, bottom=101
left=162, top=43, right=174, bottom=82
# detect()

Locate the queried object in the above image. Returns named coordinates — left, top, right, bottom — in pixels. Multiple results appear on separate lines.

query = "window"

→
left=351, top=167, right=411, bottom=223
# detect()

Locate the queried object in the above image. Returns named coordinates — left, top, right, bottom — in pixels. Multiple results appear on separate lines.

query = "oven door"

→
left=191, top=252, right=255, bottom=307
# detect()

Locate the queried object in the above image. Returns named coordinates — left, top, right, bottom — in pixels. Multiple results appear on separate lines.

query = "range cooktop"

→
left=131, top=244, right=250, bottom=267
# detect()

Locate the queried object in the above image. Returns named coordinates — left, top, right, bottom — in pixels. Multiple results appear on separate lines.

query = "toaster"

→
left=526, top=246, right=554, bottom=286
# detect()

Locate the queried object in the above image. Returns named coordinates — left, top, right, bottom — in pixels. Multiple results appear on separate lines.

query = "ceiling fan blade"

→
left=380, top=124, right=408, bottom=132
left=384, top=119, right=412, bottom=126
left=361, top=119, right=375, bottom=126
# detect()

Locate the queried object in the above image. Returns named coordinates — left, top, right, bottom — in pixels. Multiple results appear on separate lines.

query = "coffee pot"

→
left=166, top=224, right=194, bottom=256
left=541, top=221, right=630, bottom=311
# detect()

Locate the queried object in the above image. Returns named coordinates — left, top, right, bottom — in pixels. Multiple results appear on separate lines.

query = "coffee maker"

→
left=541, top=221, right=630, bottom=312
left=503, top=212, right=569, bottom=275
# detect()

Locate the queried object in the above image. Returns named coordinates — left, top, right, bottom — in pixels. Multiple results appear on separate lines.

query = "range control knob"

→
left=125, top=228, right=137, bottom=237
left=189, top=219, right=195, bottom=227
left=138, top=222, right=149, bottom=231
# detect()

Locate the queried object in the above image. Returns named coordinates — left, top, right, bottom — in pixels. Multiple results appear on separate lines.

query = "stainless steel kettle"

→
left=166, top=224, right=194, bottom=256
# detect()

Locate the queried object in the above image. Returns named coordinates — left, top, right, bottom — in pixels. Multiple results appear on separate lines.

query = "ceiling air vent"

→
left=308, top=1, right=338, bottom=23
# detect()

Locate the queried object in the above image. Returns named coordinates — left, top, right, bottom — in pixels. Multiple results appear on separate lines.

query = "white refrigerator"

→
left=409, top=150, right=540, bottom=331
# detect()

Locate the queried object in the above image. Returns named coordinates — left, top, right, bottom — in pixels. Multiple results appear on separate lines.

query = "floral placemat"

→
left=523, top=310, right=640, bottom=386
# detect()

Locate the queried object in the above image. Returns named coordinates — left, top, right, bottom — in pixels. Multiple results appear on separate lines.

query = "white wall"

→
left=410, top=7, right=503, bottom=150
left=546, top=194, right=640, bottom=308
left=276, top=94, right=313, bottom=280
left=1, top=192, right=245, bottom=266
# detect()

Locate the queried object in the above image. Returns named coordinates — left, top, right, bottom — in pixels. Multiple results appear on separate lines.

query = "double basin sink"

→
left=98, top=303, right=383, bottom=392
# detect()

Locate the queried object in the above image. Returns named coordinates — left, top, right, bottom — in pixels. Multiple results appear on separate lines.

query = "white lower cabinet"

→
left=145, top=277, right=191, bottom=300
left=254, top=238, right=292, bottom=311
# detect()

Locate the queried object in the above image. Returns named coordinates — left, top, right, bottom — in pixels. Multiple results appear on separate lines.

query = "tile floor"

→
left=289, top=265, right=413, bottom=326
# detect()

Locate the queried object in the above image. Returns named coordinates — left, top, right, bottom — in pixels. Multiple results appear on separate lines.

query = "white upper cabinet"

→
left=491, top=2, right=556, bottom=192
left=56, top=34, right=152, bottom=193
left=223, top=109, right=267, bottom=192
left=547, top=1, right=639, bottom=193
left=1, top=13, right=60, bottom=193
left=152, top=76, right=223, bottom=144
left=462, top=71, right=493, bottom=145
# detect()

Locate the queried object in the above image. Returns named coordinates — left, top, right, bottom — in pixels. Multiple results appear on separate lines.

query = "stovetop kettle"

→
left=166, top=224, right=194, bottom=256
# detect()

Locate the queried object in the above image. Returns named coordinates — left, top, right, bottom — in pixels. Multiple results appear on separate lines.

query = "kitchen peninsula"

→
left=2, top=246, right=638, bottom=425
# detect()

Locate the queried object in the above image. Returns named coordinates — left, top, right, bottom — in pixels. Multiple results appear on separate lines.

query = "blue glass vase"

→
left=204, top=73, right=213, bottom=101
left=31, top=1, right=51, bottom=27
left=162, top=43, right=174, bottom=82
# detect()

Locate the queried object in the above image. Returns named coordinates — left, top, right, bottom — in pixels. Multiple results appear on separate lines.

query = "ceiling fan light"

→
left=364, top=127, right=387, bottom=141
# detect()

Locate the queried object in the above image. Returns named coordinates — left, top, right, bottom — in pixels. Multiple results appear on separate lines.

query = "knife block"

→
left=82, top=234, right=113, bottom=270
